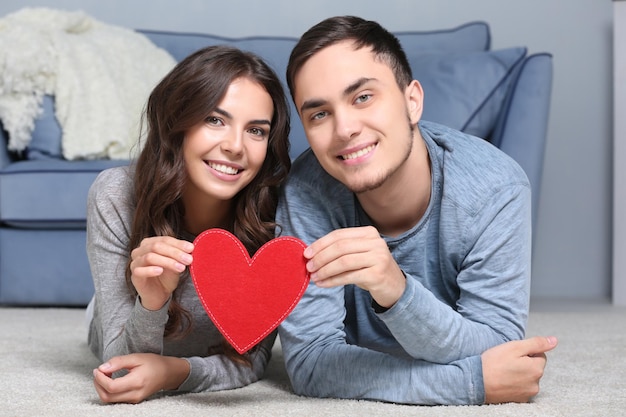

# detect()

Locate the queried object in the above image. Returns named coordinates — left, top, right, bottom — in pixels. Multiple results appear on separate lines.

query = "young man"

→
left=276, top=16, right=557, bottom=405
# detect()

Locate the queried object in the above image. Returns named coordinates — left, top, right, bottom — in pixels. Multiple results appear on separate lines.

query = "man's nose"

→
left=334, top=108, right=360, bottom=141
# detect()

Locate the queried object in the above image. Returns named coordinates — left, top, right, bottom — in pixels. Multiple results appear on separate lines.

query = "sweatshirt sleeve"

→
left=176, top=332, right=275, bottom=393
left=87, top=167, right=170, bottom=361
left=378, top=183, right=531, bottom=364
left=278, top=281, right=484, bottom=405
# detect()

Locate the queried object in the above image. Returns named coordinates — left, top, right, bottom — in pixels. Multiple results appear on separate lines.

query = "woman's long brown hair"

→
left=125, top=45, right=291, bottom=363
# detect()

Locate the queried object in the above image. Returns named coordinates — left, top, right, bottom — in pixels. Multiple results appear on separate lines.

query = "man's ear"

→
left=405, top=80, right=424, bottom=124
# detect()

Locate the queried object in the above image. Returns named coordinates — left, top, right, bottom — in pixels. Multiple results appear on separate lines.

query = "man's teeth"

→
left=341, top=145, right=375, bottom=160
left=208, top=162, right=240, bottom=175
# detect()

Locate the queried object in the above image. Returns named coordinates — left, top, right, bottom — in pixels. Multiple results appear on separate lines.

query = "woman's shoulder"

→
left=93, top=165, right=133, bottom=188
left=88, top=165, right=134, bottom=209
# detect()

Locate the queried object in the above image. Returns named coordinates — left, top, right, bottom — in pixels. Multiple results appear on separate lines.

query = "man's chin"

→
left=324, top=161, right=387, bottom=193
left=345, top=175, right=387, bottom=194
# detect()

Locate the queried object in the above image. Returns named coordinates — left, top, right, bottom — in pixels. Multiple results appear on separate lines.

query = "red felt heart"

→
left=189, top=228, right=309, bottom=354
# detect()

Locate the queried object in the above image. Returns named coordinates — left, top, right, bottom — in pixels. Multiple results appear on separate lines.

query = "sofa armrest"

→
left=492, top=53, right=554, bottom=230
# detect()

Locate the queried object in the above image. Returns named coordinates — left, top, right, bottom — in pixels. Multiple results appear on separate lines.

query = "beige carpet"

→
left=0, top=300, right=624, bottom=417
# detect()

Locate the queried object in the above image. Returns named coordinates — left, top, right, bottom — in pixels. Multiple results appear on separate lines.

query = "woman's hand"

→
left=130, top=236, right=194, bottom=311
left=93, top=353, right=190, bottom=404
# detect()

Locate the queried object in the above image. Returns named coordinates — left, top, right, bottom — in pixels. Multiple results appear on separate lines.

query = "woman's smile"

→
left=205, top=160, right=243, bottom=180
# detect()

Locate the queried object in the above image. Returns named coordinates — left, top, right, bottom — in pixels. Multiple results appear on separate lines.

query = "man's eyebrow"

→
left=344, top=77, right=374, bottom=96
left=299, top=99, right=326, bottom=115
left=299, top=77, right=375, bottom=115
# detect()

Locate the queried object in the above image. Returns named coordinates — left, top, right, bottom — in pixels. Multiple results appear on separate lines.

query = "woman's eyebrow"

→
left=214, top=107, right=270, bottom=126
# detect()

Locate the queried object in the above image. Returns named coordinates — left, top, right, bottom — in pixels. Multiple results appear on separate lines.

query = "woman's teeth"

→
left=208, top=162, right=240, bottom=175
left=341, top=144, right=375, bottom=160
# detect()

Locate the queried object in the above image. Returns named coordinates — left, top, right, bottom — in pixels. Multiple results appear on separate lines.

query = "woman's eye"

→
left=206, top=116, right=223, bottom=126
left=249, top=127, right=267, bottom=137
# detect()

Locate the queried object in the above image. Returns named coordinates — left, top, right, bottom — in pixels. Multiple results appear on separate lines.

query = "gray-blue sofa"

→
left=0, top=21, right=552, bottom=306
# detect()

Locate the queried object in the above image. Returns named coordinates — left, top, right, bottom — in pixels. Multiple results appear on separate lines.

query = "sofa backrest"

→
left=139, top=21, right=500, bottom=160
left=4, top=21, right=536, bottom=173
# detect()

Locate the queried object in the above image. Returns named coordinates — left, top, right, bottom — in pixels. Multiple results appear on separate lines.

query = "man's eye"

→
left=355, top=94, right=371, bottom=104
left=311, top=111, right=327, bottom=121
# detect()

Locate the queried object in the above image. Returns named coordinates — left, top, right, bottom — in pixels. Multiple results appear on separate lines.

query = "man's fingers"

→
left=516, top=336, right=558, bottom=357
left=304, top=226, right=379, bottom=259
left=305, top=228, right=385, bottom=274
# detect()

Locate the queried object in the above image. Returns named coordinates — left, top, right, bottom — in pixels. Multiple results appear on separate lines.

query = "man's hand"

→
left=482, top=336, right=558, bottom=404
left=130, top=236, right=194, bottom=311
left=303, top=226, right=405, bottom=308
left=93, top=353, right=190, bottom=404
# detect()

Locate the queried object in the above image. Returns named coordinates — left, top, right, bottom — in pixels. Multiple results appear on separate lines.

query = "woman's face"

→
left=183, top=77, right=273, bottom=205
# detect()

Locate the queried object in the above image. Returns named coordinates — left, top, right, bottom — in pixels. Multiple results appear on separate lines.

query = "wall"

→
left=0, top=0, right=615, bottom=300
left=614, top=0, right=626, bottom=306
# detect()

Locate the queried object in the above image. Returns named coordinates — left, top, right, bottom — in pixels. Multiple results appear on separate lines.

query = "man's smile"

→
left=339, top=143, right=377, bottom=161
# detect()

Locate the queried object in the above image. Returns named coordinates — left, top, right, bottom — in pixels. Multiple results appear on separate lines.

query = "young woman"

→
left=85, top=45, right=291, bottom=404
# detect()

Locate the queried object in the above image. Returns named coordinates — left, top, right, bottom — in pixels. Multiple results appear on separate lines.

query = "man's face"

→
left=293, top=41, right=423, bottom=194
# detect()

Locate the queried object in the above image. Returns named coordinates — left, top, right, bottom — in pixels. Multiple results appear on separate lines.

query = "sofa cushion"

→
left=411, top=47, right=527, bottom=140
left=0, top=159, right=129, bottom=228
left=395, top=21, right=489, bottom=53
left=0, top=228, right=94, bottom=305
left=140, top=21, right=489, bottom=63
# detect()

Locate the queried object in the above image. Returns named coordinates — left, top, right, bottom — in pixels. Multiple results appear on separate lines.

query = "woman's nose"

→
left=222, top=130, right=244, bottom=154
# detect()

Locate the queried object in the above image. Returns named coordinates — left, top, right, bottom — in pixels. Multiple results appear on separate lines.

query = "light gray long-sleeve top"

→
left=86, top=166, right=275, bottom=394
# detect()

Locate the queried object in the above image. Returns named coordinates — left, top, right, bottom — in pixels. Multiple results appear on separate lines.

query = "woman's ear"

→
left=405, top=80, right=424, bottom=124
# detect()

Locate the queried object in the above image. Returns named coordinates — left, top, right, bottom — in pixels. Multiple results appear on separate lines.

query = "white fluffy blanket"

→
left=0, top=8, right=176, bottom=160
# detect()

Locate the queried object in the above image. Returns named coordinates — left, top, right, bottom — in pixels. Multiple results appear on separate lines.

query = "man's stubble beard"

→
left=349, top=119, right=416, bottom=195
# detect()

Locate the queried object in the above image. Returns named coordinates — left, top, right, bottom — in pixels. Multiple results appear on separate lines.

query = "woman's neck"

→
left=182, top=193, right=234, bottom=236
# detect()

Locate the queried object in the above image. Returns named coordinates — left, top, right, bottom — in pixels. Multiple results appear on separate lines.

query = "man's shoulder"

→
left=422, top=121, right=527, bottom=180
left=421, top=121, right=530, bottom=214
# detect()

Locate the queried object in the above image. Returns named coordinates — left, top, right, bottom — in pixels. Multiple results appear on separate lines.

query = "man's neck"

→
left=356, top=139, right=431, bottom=237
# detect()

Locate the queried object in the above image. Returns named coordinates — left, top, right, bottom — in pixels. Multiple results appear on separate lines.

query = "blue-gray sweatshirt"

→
left=276, top=121, right=531, bottom=405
